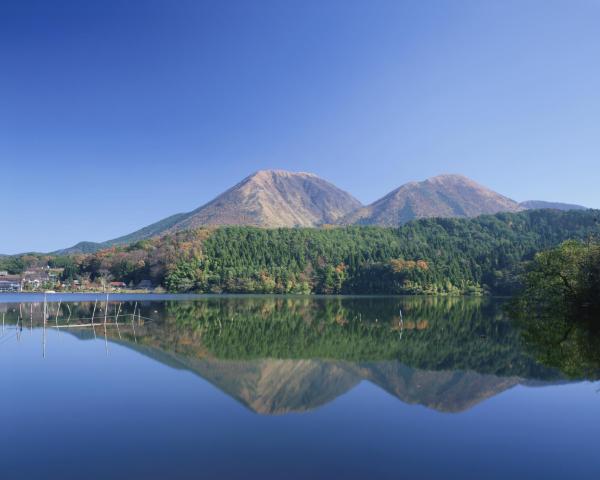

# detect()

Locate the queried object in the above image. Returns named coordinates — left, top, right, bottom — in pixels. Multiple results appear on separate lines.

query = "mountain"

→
left=187, top=358, right=360, bottom=415
left=56, top=170, right=362, bottom=254
left=180, top=357, right=528, bottom=414
left=162, top=169, right=362, bottom=231
left=112, top=334, right=533, bottom=414
left=356, top=362, right=524, bottom=413
left=341, top=174, right=523, bottom=226
left=52, top=170, right=590, bottom=255
left=519, top=200, right=587, bottom=211
left=119, top=344, right=537, bottom=414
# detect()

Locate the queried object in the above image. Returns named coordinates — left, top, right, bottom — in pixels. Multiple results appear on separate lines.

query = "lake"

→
left=1, top=294, right=599, bottom=479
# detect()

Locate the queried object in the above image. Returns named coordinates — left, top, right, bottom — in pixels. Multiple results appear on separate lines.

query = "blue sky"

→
left=1, top=0, right=599, bottom=254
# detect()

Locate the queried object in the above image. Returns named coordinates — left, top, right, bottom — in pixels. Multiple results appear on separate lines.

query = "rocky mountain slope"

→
left=340, top=174, right=524, bottom=226
left=134, top=349, right=533, bottom=414
left=163, top=169, right=362, bottom=231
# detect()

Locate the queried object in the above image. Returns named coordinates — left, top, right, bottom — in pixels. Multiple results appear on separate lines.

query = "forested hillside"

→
left=3, top=209, right=599, bottom=295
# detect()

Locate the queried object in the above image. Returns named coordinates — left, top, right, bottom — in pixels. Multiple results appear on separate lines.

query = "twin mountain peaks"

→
left=64, top=169, right=586, bottom=254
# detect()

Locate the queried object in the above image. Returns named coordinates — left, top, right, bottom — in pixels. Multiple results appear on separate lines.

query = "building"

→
left=0, top=275, right=21, bottom=292
left=21, top=269, right=51, bottom=290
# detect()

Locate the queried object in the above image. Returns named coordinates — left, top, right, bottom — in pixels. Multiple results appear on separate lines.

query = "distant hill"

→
left=519, top=200, right=587, bottom=211
left=341, top=174, right=523, bottom=226
left=55, top=213, right=190, bottom=255
left=55, top=241, right=104, bottom=255
left=55, top=170, right=361, bottom=254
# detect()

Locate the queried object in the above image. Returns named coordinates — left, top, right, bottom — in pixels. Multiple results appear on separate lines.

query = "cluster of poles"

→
left=1, top=295, right=154, bottom=357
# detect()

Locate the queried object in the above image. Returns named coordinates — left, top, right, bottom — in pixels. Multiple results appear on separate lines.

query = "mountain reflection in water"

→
left=0, top=295, right=566, bottom=414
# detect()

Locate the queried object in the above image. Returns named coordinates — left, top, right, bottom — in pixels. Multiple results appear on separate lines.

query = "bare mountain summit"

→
left=341, top=174, right=523, bottom=226
left=168, top=169, right=362, bottom=230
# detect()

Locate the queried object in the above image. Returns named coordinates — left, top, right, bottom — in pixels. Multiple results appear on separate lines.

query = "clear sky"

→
left=1, top=0, right=599, bottom=254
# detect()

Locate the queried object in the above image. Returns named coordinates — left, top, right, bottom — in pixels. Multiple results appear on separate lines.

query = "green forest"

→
left=0, top=296, right=558, bottom=380
left=159, top=295, right=554, bottom=379
left=2, top=209, right=599, bottom=295
left=510, top=239, right=600, bottom=378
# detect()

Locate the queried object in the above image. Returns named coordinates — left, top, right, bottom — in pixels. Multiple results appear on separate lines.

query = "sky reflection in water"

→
left=1, top=295, right=599, bottom=479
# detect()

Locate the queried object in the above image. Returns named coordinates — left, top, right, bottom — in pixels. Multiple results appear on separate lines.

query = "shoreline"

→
left=0, top=292, right=507, bottom=304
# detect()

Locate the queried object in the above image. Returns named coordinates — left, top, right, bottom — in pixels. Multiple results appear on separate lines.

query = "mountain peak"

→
left=163, top=169, right=362, bottom=230
left=249, top=169, right=317, bottom=179
left=341, top=174, right=522, bottom=226
left=241, top=169, right=321, bottom=189
left=426, top=173, right=474, bottom=184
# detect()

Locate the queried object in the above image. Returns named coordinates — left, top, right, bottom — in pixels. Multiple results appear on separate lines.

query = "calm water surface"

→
left=1, top=294, right=598, bottom=479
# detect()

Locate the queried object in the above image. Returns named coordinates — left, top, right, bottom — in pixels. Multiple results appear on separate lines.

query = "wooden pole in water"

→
left=91, top=299, right=97, bottom=339
left=53, top=322, right=126, bottom=328
left=18, top=304, right=22, bottom=338
left=115, top=303, right=122, bottom=340
left=104, top=294, right=108, bottom=325
left=2, top=312, right=4, bottom=336
left=104, top=294, right=109, bottom=355
left=43, top=295, right=47, bottom=358
left=55, top=300, right=62, bottom=336
left=398, top=308, right=404, bottom=341
left=131, top=302, right=138, bottom=343
left=30, top=304, right=33, bottom=331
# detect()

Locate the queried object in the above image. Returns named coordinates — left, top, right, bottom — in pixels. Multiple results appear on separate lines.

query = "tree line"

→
left=2, top=209, right=599, bottom=295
